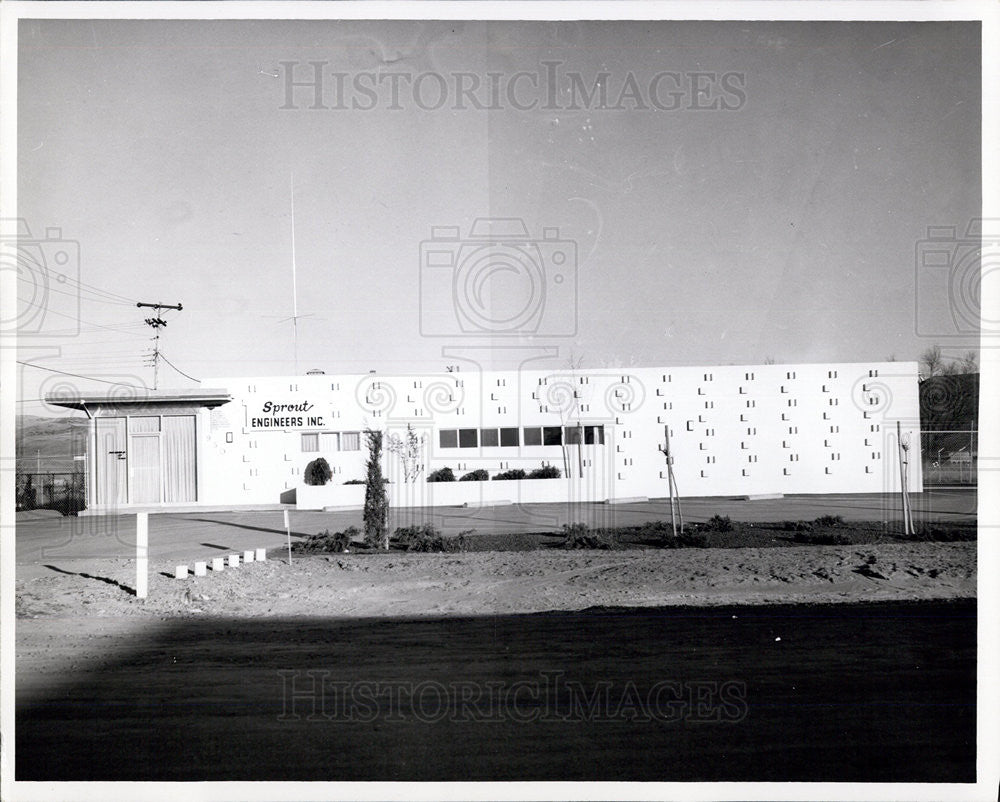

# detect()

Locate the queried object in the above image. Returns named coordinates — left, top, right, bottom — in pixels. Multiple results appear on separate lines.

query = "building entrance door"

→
left=129, top=434, right=161, bottom=504
left=95, top=417, right=127, bottom=506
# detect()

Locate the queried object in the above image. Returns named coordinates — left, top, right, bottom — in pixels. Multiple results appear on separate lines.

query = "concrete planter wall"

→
left=295, top=476, right=602, bottom=510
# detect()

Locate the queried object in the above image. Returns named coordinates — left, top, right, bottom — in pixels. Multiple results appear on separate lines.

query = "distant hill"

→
left=16, top=414, right=90, bottom=475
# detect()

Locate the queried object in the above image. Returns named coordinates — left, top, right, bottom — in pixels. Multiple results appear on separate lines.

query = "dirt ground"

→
left=15, top=540, right=976, bottom=624
left=15, top=539, right=977, bottom=782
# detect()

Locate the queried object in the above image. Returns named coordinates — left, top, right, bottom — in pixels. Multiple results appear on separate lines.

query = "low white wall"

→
left=295, top=477, right=603, bottom=510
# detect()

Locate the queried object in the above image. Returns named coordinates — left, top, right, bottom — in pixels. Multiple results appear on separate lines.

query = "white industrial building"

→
left=49, top=360, right=923, bottom=514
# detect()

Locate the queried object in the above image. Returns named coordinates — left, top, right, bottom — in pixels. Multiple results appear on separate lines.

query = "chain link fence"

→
left=15, top=471, right=86, bottom=515
left=921, top=428, right=977, bottom=487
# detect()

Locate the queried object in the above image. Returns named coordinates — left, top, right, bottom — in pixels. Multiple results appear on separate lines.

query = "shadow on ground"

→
left=17, top=599, right=975, bottom=782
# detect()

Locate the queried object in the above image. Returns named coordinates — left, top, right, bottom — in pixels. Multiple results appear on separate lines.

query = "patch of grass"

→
left=781, top=520, right=814, bottom=532
left=668, top=530, right=709, bottom=548
left=902, top=526, right=977, bottom=543
left=792, top=531, right=852, bottom=545
left=814, top=515, right=845, bottom=527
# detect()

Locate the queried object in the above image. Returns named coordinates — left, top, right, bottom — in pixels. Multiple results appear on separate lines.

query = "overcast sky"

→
left=15, top=19, right=981, bottom=410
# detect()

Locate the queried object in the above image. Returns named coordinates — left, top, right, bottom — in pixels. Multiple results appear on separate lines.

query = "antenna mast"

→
left=137, top=301, right=183, bottom=390
left=290, top=172, right=299, bottom=375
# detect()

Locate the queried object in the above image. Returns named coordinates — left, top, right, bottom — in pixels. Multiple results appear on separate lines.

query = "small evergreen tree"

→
left=363, top=429, right=390, bottom=549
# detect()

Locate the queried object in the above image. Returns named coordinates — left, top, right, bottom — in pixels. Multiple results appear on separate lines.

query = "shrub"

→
left=294, top=526, right=357, bottom=553
left=814, top=515, right=845, bottom=527
left=906, top=526, right=976, bottom=543
left=670, top=530, right=709, bottom=548
left=527, top=465, right=561, bottom=479
left=793, top=531, right=851, bottom=545
left=427, top=467, right=456, bottom=483
left=560, top=522, right=619, bottom=550
left=638, top=520, right=675, bottom=537
left=304, top=457, right=333, bottom=486
left=704, top=514, right=734, bottom=532
left=459, top=469, right=490, bottom=482
left=493, top=468, right=527, bottom=481
left=781, top=520, right=813, bottom=532
left=391, top=523, right=468, bottom=552
left=363, top=430, right=389, bottom=549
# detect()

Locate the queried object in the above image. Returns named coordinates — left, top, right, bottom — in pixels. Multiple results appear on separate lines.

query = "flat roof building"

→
left=48, top=360, right=922, bottom=514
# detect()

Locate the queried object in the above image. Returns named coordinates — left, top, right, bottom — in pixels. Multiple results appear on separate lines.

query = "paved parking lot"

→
left=14, top=489, right=976, bottom=579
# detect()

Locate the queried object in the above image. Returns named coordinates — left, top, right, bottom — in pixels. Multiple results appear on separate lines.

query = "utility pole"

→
left=137, top=301, right=183, bottom=389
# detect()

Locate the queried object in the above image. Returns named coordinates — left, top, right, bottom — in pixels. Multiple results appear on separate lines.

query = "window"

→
left=459, top=429, right=478, bottom=448
left=439, top=430, right=458, bottom=448
left=543, top=426, right=563, bottom=446
left=321, top=432, right=340, bottom=451
left=500, top=427, right=519, bottom=447
left=341, top=432, right=361, bottom=451
left=480, top=428, right=499, bottom=447
left=564, top=426, right=582, bottom=445
left=130, top=416, right=160, bottom=433
left=584, top=425, right=605, bottom=445
left=523, top=427, right=542, bottom=446
left=301, top=433, right=319, bottom=452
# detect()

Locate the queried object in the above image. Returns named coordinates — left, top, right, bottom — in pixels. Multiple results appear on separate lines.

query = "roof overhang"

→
left=46, top=388, right=232, bottom=412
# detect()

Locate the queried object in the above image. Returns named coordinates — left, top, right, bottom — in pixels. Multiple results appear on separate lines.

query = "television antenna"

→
left=275, top=172, right=313, bottom=375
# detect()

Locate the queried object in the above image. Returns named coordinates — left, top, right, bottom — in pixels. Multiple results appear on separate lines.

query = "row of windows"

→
left=440, top=425, right=606, bottom=449
left=256, top=368, right=882, bottom=397
left=301, top=431, right=361, bottom=453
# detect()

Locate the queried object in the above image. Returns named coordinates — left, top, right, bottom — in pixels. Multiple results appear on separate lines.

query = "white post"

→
left=243, top=550, right=255, bottom=564
left=284, top=508, right=292, bottom=564
left=255, top=548, right=267, bottom=562
left=194, top=561, right=207, bottom=576
left=228, top=554, right=240, bottom=568
left=136, top=512, right=148, bottom=599
left=211, top=557, right=225, bottom=572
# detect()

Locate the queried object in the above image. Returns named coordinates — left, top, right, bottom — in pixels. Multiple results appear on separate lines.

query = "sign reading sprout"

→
left=248, top=400, right=326, bottom=430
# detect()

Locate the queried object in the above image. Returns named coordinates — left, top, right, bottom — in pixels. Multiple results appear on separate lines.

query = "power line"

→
left=159, top=352, right=200, bottom=382
left=16, top=360, right=149, bottom=390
